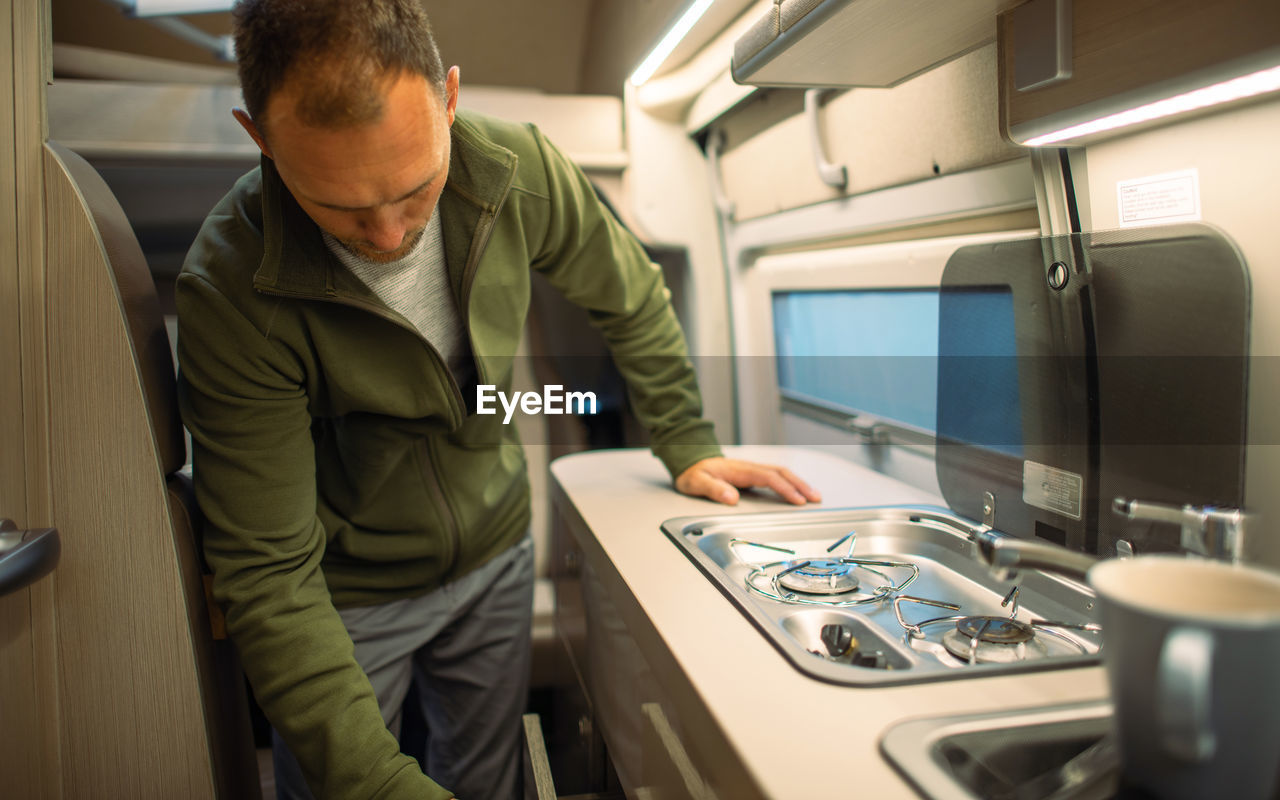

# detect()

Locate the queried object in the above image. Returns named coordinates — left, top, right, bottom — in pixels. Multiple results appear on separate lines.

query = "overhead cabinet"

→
left=732, top=0, right=1021, bottom=88
left=998, top=0, right=1280, bottom=145
left=715, top=45, right=1027, bottom=220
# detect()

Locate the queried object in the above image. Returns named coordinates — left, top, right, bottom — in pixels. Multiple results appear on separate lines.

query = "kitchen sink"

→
left=880, top=701, right=1117, bottom=800
left=661, top=505, right=1102, bottom=685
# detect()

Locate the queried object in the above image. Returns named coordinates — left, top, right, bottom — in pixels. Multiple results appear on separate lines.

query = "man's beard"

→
left=333, top=224, right=427, bottom=264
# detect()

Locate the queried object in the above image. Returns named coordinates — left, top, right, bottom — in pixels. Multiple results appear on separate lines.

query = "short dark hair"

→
left=232, top=0, right=446, bottom=133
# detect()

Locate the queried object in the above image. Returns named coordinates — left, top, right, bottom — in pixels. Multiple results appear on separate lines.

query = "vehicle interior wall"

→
left=619, top=97, right=737, bottom=444
left=623, top=31, right=1044, bottom=495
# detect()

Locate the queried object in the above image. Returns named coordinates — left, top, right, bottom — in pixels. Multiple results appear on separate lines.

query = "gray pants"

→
left=273, top=534, right=535, bottom=800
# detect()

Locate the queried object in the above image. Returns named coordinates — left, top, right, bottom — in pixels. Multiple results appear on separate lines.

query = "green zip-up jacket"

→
left=176, top=110, right=721, bottom=799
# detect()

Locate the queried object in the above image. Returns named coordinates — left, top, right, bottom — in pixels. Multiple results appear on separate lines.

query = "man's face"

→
left=244, top=67, right=459, bottom=263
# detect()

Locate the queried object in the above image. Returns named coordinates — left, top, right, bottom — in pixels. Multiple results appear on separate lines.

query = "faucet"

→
left=971, top=497, right=1250, bottom=580
left=1112, top=497, right=1248, bottom=563
left=971, top=528, right=1098, bottom=580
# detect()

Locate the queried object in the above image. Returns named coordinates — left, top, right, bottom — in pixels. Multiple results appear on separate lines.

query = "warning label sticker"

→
left=1023, top=460, right=1083, bottom=520
left=1117, top=169, right=1201, bottom=227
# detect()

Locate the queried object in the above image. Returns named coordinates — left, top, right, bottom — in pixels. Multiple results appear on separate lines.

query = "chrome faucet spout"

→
left=972, top=529, right=1099, bottom=579
left=1113, top=498, right=1248, bottom=562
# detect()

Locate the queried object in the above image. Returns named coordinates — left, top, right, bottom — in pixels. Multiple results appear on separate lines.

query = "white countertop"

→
left=551, top=445, right=1110, bottom=800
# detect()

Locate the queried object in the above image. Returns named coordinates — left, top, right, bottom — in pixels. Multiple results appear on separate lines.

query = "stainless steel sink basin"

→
left=661, top=505, right=1102, bottom=685
left=880, top=701, right=1116, bottom=800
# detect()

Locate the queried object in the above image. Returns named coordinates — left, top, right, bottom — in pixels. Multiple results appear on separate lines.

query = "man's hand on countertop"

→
left=674, top=456, right=822, bottom=506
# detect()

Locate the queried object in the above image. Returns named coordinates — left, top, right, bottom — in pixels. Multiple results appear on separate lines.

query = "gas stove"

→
left=662, top=505, right=1103, bottom=685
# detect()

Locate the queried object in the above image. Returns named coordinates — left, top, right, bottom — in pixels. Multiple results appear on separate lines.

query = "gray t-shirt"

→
left=322, top=212, right=474, bottom=388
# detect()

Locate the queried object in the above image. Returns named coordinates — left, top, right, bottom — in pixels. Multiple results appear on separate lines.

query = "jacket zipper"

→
left=457, top=166, right=517, bottom=388
left=421, top=436, right=462, bottom=582
left=430, top=173, right=515, bottom=580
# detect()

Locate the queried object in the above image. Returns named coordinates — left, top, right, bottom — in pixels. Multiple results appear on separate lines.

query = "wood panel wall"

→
left=42, top=145, right=218, bottom=798
left=1, top=0, right=59, bottom=797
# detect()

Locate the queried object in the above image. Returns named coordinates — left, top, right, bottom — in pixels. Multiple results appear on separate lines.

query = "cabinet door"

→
left=0, top=305, right=49, bottom=793
left=0, top=2, right=58, bottom=798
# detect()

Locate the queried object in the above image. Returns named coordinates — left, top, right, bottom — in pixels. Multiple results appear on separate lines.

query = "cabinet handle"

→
left=0, top=519, right=60, bottom=597
left=642, top=702, right=716, bottom=800
left=704, top=128, right=736, bottom=221
left=805, top=88, right=848, bottom=190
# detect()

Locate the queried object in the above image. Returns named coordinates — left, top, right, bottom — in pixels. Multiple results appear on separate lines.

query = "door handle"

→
left=0, top=519, right=60, bottom=597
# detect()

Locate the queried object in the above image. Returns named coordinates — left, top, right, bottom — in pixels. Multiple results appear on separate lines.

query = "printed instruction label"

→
left=1117, top=169, right=1201, bottom=227
left=1023, top=460, right=1083, bottom=520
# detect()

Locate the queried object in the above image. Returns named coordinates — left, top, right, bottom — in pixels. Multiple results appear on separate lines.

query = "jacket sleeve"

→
left=176, top=269, right=452, bottom=800
left=526, top=125, right=723, bottom=478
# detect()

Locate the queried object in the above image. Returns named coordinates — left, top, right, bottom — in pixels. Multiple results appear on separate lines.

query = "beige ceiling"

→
left=52, top=0, right=689, bottom=96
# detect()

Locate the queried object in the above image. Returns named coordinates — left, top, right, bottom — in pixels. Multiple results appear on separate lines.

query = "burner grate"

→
left=730, top=530, right=920, bottom=607
left=893, top=589, right=1102, bottom=667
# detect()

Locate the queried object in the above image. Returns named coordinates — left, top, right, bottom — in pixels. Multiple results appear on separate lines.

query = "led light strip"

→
left=629, top=0, right=716, bottom=86
left=1024, top=63, right=1280, bottom=146
left=129, top=0, right=234, bottom=16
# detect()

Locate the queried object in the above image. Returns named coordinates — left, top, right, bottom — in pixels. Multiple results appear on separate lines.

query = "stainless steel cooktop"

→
left=661, top=505, right=1102, bottom=685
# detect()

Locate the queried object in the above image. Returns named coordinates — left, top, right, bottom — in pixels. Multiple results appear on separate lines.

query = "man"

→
left=177, top=1, right=819, bottom=798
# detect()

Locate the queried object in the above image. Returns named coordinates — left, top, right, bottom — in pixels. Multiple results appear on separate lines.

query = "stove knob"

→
left=820, top=623, right=855, bottom=658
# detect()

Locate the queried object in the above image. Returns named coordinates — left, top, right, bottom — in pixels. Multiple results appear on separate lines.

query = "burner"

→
left=892, top=595, right=1103, bottom=667
left=731, top=538, right=920, bottom=608
left=955, top=616, right=1036, bottom=644
left=940, top=617, right=1045, bottom=664
left=777, top=559, right=861, bottom=595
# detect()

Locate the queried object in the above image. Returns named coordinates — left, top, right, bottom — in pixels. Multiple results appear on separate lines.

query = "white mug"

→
left=1090, top=555, right=1280, bottom=800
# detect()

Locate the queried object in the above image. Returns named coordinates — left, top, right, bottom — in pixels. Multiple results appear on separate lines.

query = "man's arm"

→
left=177, top=270, right=452, bottom=800
left=524, top=126, right=819, bottom=506
left=525, top=124, right=717, bottom=475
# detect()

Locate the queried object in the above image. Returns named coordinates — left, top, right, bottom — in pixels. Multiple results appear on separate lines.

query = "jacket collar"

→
left=252, top=110, right=517, bottom=298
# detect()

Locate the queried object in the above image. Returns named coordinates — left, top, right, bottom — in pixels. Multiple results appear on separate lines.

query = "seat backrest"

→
left=42, top=141, right=258, bottom=798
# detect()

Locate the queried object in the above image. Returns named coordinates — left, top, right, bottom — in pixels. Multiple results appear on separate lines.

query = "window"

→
left=773, top=286, right=1023, bottom=454
left=773, top=289, right=937, bottom=432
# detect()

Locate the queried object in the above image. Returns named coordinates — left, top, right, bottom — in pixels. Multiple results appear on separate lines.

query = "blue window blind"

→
left=772, top=287, right=1023, bottom=452
left=772, top=289, right=939, bottom=431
